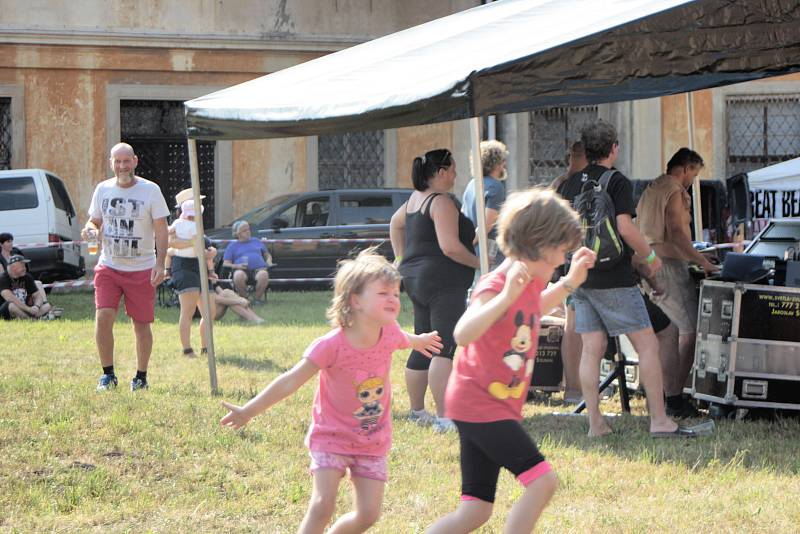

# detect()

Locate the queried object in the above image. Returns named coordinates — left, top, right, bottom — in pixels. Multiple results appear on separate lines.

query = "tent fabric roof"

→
left=185, top=0, right=800, bottom=140
left=748, top=158, right=800, bottom=192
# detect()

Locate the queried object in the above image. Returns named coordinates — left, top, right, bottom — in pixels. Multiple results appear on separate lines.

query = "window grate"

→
left=129, top=140, right=217, bottom=229
left=726, top=95, right=800, bottom=177
left=120, top=100, right=216, bottom=228
left=319, top=131, right=384, bottom=189
left=0, top=98, right=11, bottom=170
left=529, top=105, right=597, bottom=186
left=121, top=99, right=186, bottom=138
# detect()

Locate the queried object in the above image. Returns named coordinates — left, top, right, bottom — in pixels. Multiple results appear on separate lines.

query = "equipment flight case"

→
left=691, top=279, right=800, bottom=411
left=530, top=316, right=565, bottom=392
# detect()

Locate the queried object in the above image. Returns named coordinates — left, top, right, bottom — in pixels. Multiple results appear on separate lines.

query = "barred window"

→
left=726, top=95, right=800, bottom=177
left=0, top=97, right=11, bottom=170
left=121, top=99, right=186, bottom=137
left=120, top=100, right=216, bottom=228
left=529, top=105, right=597, bottom=185
left=318, top=131, right=384, bottom=189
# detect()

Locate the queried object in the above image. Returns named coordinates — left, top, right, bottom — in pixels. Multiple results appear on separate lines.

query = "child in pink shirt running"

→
left=427, top=188, right=596, bottom=534
left=220, top=248, right=442, bottom=534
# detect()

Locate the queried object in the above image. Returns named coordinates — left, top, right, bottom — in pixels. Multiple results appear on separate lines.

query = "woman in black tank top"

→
left=390, top=148, right=479, bottom=432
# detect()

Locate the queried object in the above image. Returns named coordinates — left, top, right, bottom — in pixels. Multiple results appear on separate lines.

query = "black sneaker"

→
left=96, top=374, right=118, bottom=391
left=130, top=377, right=149, bottom=391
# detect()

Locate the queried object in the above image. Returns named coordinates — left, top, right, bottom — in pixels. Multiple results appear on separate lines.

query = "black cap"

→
left=7, top=254, right=30, bottom=266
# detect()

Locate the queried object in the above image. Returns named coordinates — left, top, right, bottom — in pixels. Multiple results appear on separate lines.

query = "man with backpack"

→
left=557, top=120, right=688, bottom=438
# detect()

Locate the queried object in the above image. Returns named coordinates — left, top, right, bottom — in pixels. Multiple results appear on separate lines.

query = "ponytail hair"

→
left=411, top=148, right=453, bottom=191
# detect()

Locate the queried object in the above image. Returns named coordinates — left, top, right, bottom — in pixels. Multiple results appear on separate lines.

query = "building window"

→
left=318, top=130, right=384, bottom=189
left=726, top=95, right=800, bottom=177
left=529, top=105, right=597, bottom=185
left=0, top=97, right=11, bottom=170
left=120, top=99, right=216, bottom=228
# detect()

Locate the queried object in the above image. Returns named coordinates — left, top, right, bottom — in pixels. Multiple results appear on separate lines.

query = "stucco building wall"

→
left=660, top=73, right=800, bottom=181
left=0, top=0, right=477, bottom=229
left=3, top=0, right=800, bottom=238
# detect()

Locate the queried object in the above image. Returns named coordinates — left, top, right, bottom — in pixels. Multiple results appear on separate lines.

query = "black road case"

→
left=531, top=316, right=565, bottom=392
left=691, top=280, right=800, bottom=410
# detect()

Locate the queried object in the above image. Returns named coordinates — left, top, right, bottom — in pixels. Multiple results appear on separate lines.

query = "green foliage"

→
left=1, top=291, right=799, bottom=532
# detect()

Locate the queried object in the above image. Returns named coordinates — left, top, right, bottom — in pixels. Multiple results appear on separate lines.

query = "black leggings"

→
left=403, top=278, right=467, bottom=370
left=454, top=419, right=548, bottom=503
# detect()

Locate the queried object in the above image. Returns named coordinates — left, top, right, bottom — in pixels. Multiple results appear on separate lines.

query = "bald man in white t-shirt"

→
left=82, top=142, right=169, bottom=392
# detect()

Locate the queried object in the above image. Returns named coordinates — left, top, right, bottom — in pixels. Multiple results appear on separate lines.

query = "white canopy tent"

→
left=746, top=157, right=800, bottom=222
left=181, top=0, right=800, bottom=392
left=748, top=158, right=800, bottom=192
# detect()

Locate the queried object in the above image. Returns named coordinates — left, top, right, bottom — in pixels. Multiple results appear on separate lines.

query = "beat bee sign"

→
left=751, top=189, right=800, bottom=219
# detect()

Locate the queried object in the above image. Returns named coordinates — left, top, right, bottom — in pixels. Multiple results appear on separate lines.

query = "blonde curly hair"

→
left=326, top=247, right=402, bottom=328
left=481, top=140, right=509, bottom=177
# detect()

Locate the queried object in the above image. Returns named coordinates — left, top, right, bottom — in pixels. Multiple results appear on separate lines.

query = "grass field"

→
left=2, top=290, right=800, bottom=533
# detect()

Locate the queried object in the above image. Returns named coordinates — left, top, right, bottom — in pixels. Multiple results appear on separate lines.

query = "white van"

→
left=0, top=169, right=85, bottom=282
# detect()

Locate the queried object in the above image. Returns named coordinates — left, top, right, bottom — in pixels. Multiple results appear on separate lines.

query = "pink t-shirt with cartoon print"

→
left=304, top=321, right=410, bottom=457
left=445, top=271, right=544, bottom=423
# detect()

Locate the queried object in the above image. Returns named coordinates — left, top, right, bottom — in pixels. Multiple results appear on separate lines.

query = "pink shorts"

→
left=94, top=264, right=156, bottom=323
left=309, top=450, right=388, bottom=482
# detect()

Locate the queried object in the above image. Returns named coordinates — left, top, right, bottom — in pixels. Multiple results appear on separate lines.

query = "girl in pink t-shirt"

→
left=428, top=188, right=596, bottom=534
left=220, top=249, right=442, bottom=534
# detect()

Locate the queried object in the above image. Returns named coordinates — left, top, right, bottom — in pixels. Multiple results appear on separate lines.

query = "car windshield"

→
left=230, top=194, right=298, bottom=226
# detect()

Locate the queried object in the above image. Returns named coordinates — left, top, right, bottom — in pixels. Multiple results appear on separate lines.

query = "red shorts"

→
left=94, top=264, right=156, bottom=323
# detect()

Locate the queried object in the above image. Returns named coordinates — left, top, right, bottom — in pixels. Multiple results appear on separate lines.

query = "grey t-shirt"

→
left=461, top=176, right=506, bottom=240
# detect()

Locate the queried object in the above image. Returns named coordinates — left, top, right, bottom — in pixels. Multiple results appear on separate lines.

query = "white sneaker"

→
left=409, top=409, right=436, bottom=426
left=432, top=417, right=456, bottom=434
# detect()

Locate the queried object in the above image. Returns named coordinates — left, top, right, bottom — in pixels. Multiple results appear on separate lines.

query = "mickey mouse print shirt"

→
left=304, top=322, right=410, bottom=457
left=89, top=177, right=170, bottom=271
left=445, top=271, right=543, bottom=423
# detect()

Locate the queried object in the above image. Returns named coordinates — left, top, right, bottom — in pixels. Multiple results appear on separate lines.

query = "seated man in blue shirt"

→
left=222, top=220, right=273, bottom=303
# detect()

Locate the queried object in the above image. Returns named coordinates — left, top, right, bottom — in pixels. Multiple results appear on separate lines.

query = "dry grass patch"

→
left=1, top=290, right=799, bottom=532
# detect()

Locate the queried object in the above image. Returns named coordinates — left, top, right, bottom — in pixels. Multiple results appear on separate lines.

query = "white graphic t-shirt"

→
left=89, top=177, right=170, bottom=271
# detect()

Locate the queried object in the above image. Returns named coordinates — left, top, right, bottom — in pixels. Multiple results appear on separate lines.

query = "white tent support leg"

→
left=686, top=92, right=703, bottom=241
left=471, top=117, right=489, bottom=275
left=188, top=138, right=219, bottom=394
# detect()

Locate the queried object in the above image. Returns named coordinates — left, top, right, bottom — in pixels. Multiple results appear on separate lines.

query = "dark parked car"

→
left=205, top=188, right=412, bottom=283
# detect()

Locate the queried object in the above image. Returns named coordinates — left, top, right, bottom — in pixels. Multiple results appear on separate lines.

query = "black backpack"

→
left=572, top=169, right=625, bottom=270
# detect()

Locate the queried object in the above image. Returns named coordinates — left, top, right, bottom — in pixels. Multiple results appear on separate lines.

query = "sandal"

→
left=182, top=347, right=197, bottom=358
left=652, top=420, right=715, bottom=439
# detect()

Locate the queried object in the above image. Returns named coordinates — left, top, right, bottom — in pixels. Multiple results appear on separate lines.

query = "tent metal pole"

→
left=686, top=92, right=703, bottom=241
left=188, top=138, right=218, bottom=394
left=471, top=117, right=489, bottom=275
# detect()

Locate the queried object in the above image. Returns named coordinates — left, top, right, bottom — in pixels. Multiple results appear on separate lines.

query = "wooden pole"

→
left=187, top=138, right=218, bottom=394
left=687, top=92, right=704, bottom=241
left=470, top=117, right=489, bottom=275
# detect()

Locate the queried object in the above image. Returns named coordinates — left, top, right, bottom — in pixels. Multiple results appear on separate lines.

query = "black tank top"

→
left=399, top=193, right=475, bottom=290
